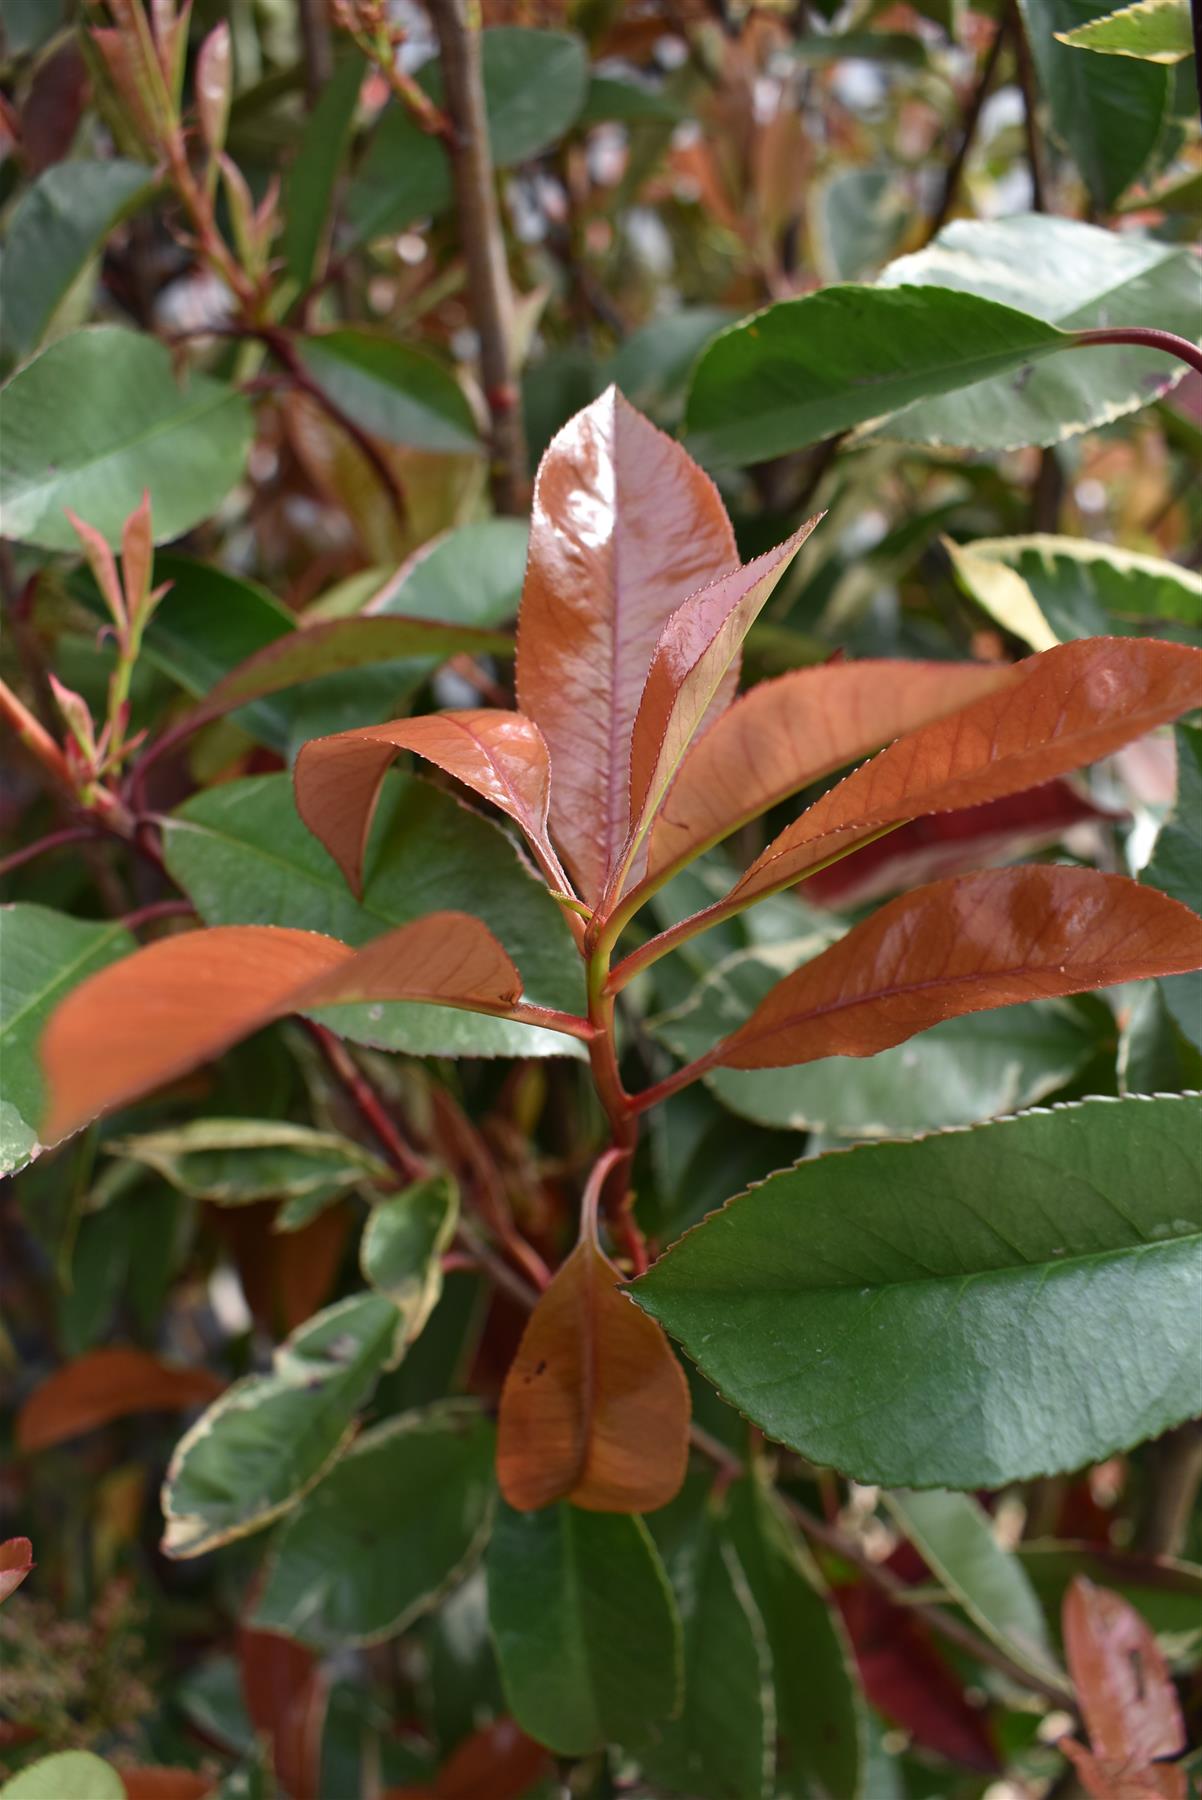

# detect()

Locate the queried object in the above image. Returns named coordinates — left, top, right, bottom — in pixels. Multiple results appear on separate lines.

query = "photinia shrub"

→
left=2, top=0, right=1201, bottom=1793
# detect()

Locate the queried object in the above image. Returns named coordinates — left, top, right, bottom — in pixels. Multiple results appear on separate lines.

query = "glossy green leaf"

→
left=878, top=216, right=1201, bottom=448
left=1142, top=726, right=1202, bottom=1051
left=724, top=1478, right=865, bottom=1800
left=656, top=942, right=1103, bottom=1137
left=0, top=159, right=153, bottom=362
left=252, top=1402, right=494, bottom=1646
left=1056, top=0, right=1193, bottom=60
left=368, top=518, right=528, bottom=624
left=162, top=1291, right=399, bottom=1558
left=947, top=532, right=1202, bottom=649
left=1020, top=0, right=1170, bottom=205
left=0, top=1752, right=124, bottom=1800
left=360, top=1175, right=458, bottom=1357
left=282, top=51, right=364, bottom=286
left=0, top=327, right=253, bottom=548
left=634, top=1095, right=1202, bottom=1489
left=683, top=286, right=1066, bottom=465
left=109, top=1118, right=390, bottom=1203
left=297, top=331, right=479, bottom=453
left=885, top=1489, right=1063, bottom=1684
left=642, top=1493, right=775, bottom=1800
left=161, top=772, right=585, bottom=1058
left=0, top=906, right=135, bottom=1175
left=348, top=28, right=588, bottom=241
left=488, top=1501, right=682, bottom=1757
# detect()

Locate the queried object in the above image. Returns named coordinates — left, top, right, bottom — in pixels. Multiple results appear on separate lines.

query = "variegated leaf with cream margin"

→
left=876, top=215, right=1202, bottom=448
left=359, top=1174, right=459, bottom=1364
left=945, top=532, right=1202, bottom=651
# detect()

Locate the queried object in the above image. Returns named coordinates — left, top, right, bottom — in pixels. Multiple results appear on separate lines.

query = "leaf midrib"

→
left=648, top=1221, right=1202, bottom=1303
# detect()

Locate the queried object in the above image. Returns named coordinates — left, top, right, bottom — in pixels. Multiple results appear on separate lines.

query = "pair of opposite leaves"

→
left=43, top=389, right=1202, bottom=1140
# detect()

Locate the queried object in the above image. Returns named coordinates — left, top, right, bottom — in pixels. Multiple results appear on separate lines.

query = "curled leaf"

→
left=294, top=709, right=560, bottom=896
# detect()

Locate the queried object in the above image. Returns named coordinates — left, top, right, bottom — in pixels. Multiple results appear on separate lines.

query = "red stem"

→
left=303, top=1019, right=430, bottom=1185
left=1071, top=326, right=1202, bottom=378
left=0, top=825, right=100, bottom=882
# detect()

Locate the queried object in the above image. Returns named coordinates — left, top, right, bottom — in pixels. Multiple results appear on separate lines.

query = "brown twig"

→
left=303, top=1019, right=430, bottom=1184
left=0, top=824, right=101, bottom=882
left=426, top=0, right=527, bottom=515
left=924, top=16, right=1009, bottom=244
left=297, top=0, right=334, bottom=106
left=1136, top=1421, right=1202, bottom=1558
left=1007, top=0, right=1046, bottom=212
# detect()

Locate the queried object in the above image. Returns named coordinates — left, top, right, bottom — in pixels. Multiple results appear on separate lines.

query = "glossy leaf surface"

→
left=717, top=869, right=1202, bottom=1072
left=496, top=1232, right=690, bottom=1513
left=41, top=913, right=522, bottom=1139
left=253, top=1403, right=494, bottom=1646
left=515, top=386, right=738, bottom=901
left=282, top=50, right=364, bottom=287
left=0, top=905, right=135, bottom=1173
left=295, top=710, right=558, bottom=897
left=683, top=286, right=1066, bottom=465
left=0, top=327, right=253, bottom=549
left=16, top=1348, right=222, bottom=1452
left=728, top=638, right=1202, bottom=910
left=633, top=1095, right=1202, bottom=1487
left=878, top=217, right=1198, bottom=445
left=488, top=1501, right=682, bottom=1756
left=163, top=774, right=585, bottom=1059
left=162, top=1292, right=399, bottom=1557
left=644, top=658, right=1010, bottom=884
left=624, top=520, right=819, bottom=878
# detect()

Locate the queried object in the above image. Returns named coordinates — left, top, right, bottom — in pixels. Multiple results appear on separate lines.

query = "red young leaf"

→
left=1060, top=1740, right=1186, bottom=1800
left=1064, top=1577, right=1185, bottom=1770
left=423, top=1718, right=553, bottom=1799
left=238, top=1626, right=327, bottom=1800
left=728, top=638, right=1202, bottom=909
left=41, top=914, right=523, bottom=1140
left=0, top=1537, right=34, bottom=1605
left=643, top=657, right=1014, bottom=885
left=804, top=779, right=1119, bottom=909
left=619, top=518, right=821, bottom=896
left=119, top=1770, right=217, bottom=1800
left=715, top=868, right=1202, bottom=1071
left=515, top=385, right=738, bottom=903
left=16, top=1348, right=222, bottom=1453
left=294, top=709, right=562, bottom=897
left=497, top=1158, right=691, bottom=1512
left=836, top=1579, right=999, bottom=1771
